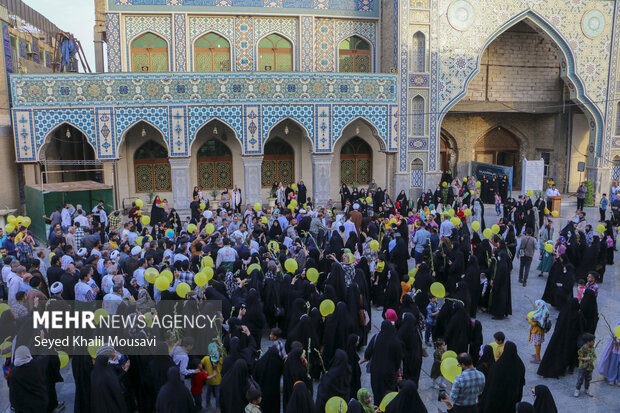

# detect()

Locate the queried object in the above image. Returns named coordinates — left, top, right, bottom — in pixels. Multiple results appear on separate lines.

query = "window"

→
left=131, top=32, right=169, bottom=73
left=411, top=158, right=424, bottom=187
left=262, top=137, right=294, bottom=186
left=411, top=31, right=425, bottom=72
left=540, top=151, right=551, bottom=177
left=194, top=32, right=231, bottom=72
left=338, top=36, right=371, bottom=73
left=612, top=156, right=620, bottom=182
left=410, top=96, right=425, bottom=136
left=134, top=141, right=171, bottom=192
left=340, top=136, right=372, bottom=185
left=258, top=34, right=292, bottom=71
left=197, top=139, right=233, bottom=189
left=616, top=103, right=620, bottom=135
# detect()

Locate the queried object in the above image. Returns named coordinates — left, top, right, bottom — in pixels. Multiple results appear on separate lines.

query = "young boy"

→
left=190, top=361, right=208, bottom=412
left=493, top=331, right=506, bottom=361
left=479, top=273, right=489, bottom=311
left=430, top=338, right=446, bottom=389
left=576, top=278, right=587, bottom=301
left=600, top=193, right=608, bottom=222
left=575, top=333, right=597, bottom=397
left=245, top=388, right=262, bottom=413
left=202, top=342, right=223, bottom=412
left=269, top=327, right=286, bottom=359
left=425, top=294, right=440, bottom=346
left=494, top=193, right=502, bottom=216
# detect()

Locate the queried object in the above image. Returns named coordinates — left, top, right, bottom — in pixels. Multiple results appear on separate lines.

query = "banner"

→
left=471, top=161, right=513, bottom=196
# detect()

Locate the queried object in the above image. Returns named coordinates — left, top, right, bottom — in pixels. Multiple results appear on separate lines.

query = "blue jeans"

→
left=414, top=250, right=424, bottom=265
left=495, top=204, right=501, bottom=215
left=425, top=322, right=434, bottom=342
left=205, top=384, right=220, bottom=408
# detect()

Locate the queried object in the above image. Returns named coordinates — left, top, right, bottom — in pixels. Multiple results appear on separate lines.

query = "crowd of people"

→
left=0, top=171, right=618, bottom=413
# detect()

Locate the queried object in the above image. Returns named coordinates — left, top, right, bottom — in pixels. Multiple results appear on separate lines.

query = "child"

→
left=245, top=388, right=262, bottom=413
left=576, top=279, right=587, bottom=301
left=356, top=388, right=374, bottom=412
left=600, top=193, right=608, bottom=222
left=597, top=319, right=620, bottom=385
left=575, top=333, right=597, bottom=397
left=493, top=331, right=505, bottom=361
left=202, top=342, right=223, bottom=411
left=494, top=193, right=502, bottom=216
left=479, top=273, right=489, bottom=311
left=430, top=339, right=446, bottom=389
left=269, top=327, right=286, bottom=359
left=191, top=361, right=208, bottom=412
left=425, top=294, right=439, bottom=345
left=528, top=300, right=549, bottom=363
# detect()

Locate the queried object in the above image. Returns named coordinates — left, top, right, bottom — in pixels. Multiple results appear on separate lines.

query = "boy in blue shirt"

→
left=599, top=193, right=608, bottom=222
left=425, top=294, right=440, bottom=345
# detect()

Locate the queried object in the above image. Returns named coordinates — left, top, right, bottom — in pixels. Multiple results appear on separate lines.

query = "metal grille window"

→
left=194, top=32, right=231, bottom=72
left=340, top=136, right=372, bottom=185
left=411, top=158, right=424, bottom=187
left=262, top=137, right=294, bottom=187
left=411, top=31, right=425, bottom=72
left=131, top=32, right=169, bottom=73
left=540, top=151, right=551, bottom=177
left=197, top=139, right=233, bottom=189
left=258, top=34, right=292, bottom=71
left=134, top=141, right=171, bottom=192
left=338, top=36, right=371, bottom=73
left=613, top=156, right=620, bottom=182
left=410, top=95, right=425, bottom=136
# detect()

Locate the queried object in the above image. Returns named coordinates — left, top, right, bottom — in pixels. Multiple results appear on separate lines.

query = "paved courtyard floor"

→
left=1, top=200, right=619, bottom=412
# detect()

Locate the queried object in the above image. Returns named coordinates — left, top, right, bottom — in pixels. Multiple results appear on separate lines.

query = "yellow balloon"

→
left=526, top=190, right=534, bottom=197
left=544, top=207, right=550, bottom=214
left=206, top=223, right=215, bottom=234
left=306, top=268, right=319, bottom=283
left=491, top=224, right=500, bottom=234
left=289, top=199, right=298, bottom=207
left=379, top=392, right=398, bottom=412
left=21, top=217, right=31, bottom=228
left=441, top=350, right=457, bottom=361
left=261, top=216, right=268, bottom=224
left=135, top=199, right=144, bottom=207
left=176, top=282, right=191, bottom=298
left=407, top=267, right=418, bottom=285
left=442, top=181, right=448, bottom=187
left=448, top=209, right=455, bottom=216
left=471, top=221, right=480, bottom=231
left=463, top=177, right=468, bottom=182
left=597, top=224, right=606, bottom=233
left=57, top=350, right=69, bottom=368
left=369, top=240, right=380, bottom=251
left=194, top=272, right=207, bottom=287
left=544, top=243, right=553, bottom=253
left=204, top=267, right=214, bottom=282
left=200, top=203, right=206, bottom=210
left=450, top=217, right=461, bottom=226
left=254, top=202, right=262, bottom=212
left=141, top=215, right=151, bottom=226
left=155, top=276, right=170, bottom=291
left=94, top=308, right=109, bottom=325
left=268, top=240, right=280, bottom=252
left=0, top=302, right=9, bottom=316
left=160, top=269, right=173, bottom=284
left=440, top=357, right=462, bottom=383
left=187, top=223, right=197, bottom=234
left=325, top=396, right=348, bottom=413
left=284, top=258, right=298, bottom=273
left=202, top=255, right=214, bottom=269
left=320, top=299, right=335, bottom=317
left=527, top=310, right=535, bottom=321
left=476, top=181, right=481, bottom=188
left=145, top=267, right=159, bottom=284
left=430, top=282, right=445, bottom=298
left=0, top=340, right=12, bottom=358
left=464, top=208, right=472, bottom=216
left=291, top=183, right=298, bottom=191
left=483, top=228, right=493, bottom=239
left=248, top=263, right=261, bottom=274
left=4, top=223, right=14, bottom=233
left=615, top=325, right=620, bottom=339
left=136, top=236, right=143, bottom=246
left=16, top=216, right=23, bottom=223
left=551, top=210, right=559, bottom=217
left=366, top=196, right=372, bottom=203
left=6, top=214, right=16, bottom=224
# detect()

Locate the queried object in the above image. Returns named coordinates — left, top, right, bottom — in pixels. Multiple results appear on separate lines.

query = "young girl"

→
left=597, top=318, right=620, bottom=385
left=494, top=192, right=502, bottom=216
left=528, top=300, right=550, bottom=363
left=430, top=338, right=447, bottom=389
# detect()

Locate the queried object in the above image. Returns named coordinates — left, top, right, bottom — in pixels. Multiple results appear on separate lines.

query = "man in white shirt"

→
left=440, top=214, right=455, bottom=239
left=7, top=265, right=25, bottom=303
left=133, top=259, right=148, bottom=288
left=102, top=283, right=124, bottom=315
left=73, top=209, right=89, bottom=228
left=74, top=267, right=98, bottom=302
left=545, top=184, right=561, bottom=210
left=61, top=203, right=74, bottom=231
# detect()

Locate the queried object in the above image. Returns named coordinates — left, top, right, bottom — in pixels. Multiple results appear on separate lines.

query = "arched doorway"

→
left=197, top=139, right=232, bottom=190
left=134, top=140, right=171, bottom=193
left=439, top=131, right=458, bottom=175
left=340, top=136, right=372, bottom=186
left=40, top=124, right=99, bottom=183
left=475, top=126, right=521, bottom=184
left=262, top=137, right=294, bottom=187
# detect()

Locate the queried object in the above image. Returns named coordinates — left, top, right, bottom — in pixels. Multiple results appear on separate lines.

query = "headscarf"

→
left=13, top=345, right=32, bottom=367
left=385, top=380, right=427, bottom=413
left=597, top=317, right=620, bottom=377
left=356, top=388, right=374, bottom=413
left=530, top=299, right=550, bottom=330
left=208, top=342, right=220, bottom=363
left=516, top=402, right=535, bottom=413
left=533, top=385, right=558, bottom=413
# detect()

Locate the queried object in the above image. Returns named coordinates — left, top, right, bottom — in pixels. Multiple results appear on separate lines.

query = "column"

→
left=242, top=156, right=263, bottom=206
left=587, top=160, right=611, bottom=200
left=311, top=154, right=334, bottom=206
left=102, top=162, right=117, bottom=207
left=425, top=170, right=443, bottom=192
left=169, top=157, right=191, bottom=211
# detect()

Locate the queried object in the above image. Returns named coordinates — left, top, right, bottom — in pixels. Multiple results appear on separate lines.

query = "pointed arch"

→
left=264, top=116, right=313, bottom=147
left=130, top=31, right=169, bottom=72
left=37, top=122, right=96, bottom=161
left=193, top=31, right=231, bottom=72
left=340, top=136, right=373, bottom=185
left=410, top=95, right=425, bottom=136
left=612, top=155, right=620, bottom=182
left=190, top=117, right=241, bottom=146
left=411, top=31, right=426, bottom=72
left=134, top=139, right=171, bottom=193
left=257, top=32, right=293, bottom=71
left=338, top=35, right=371, bottom=73
left=117, top=119, right=169, bottom=153
left=333, top=116, right=387, bottom=152
left=410, top=157, right=424, bottom=188
left=262, top=137, right=294, bottom=187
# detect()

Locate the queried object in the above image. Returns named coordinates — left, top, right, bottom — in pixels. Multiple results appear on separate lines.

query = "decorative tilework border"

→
left=106, top=13, right=121, bottom=73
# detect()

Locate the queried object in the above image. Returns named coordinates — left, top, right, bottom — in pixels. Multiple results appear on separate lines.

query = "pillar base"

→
left=311, top=154, right=334, bottom=207
left=394, top=172, right=409, bottom=197
left=169, top=157, right=191, bottom=211
left=242, top=156, right=264, bottom=206
left=425, top=170, right=443, bottom=192
left=586, top=165, right=610, bottom=201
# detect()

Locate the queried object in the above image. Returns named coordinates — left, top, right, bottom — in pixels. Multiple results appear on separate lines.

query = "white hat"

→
left=131, top=246, right=142, bottom=256
left=77, top=248, right=87, bottom=257
left=110, top=250, right=120, bottom=260
left=353, top=204, right=360, bottom=210
left=299, top=209, right=306, bottom=214
left=50, top=281, right=63, bottom=294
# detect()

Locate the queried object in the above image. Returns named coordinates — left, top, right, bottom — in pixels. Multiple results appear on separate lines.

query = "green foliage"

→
left=584, top=181, right=595, bottom=207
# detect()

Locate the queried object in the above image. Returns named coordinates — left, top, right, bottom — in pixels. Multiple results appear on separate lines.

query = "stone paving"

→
left=1, top=200, right=619, bottom=412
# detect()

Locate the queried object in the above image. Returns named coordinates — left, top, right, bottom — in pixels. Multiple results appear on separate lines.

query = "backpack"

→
left=607, top=236, right=614, bottom=248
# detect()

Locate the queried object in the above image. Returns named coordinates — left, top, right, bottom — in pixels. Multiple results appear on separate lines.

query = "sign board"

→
left=521, top=158, right=545, bottom=192
left=471, top=161, right=513, bottom=197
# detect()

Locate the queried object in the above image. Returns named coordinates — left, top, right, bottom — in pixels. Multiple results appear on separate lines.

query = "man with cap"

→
left=125, top=246, right=142, bottom=279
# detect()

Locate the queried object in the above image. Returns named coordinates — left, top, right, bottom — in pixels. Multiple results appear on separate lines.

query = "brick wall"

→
left=466, top=28, right=562, bottom=103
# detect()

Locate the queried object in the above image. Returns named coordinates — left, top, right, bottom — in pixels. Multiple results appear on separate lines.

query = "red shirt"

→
left=191, top=371, right=208, bottom=394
